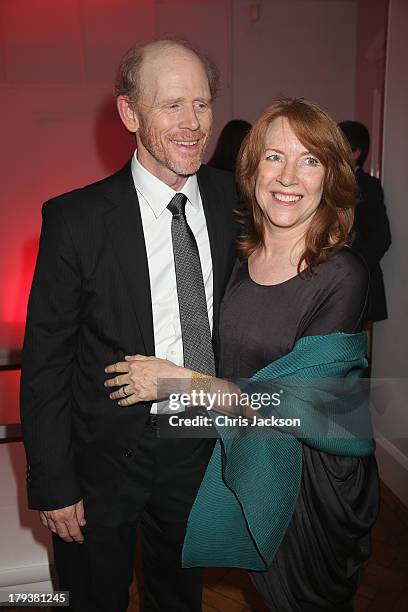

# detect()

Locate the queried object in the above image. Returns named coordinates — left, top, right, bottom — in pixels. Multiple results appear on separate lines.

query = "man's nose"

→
left=179, top=104, right=200, bottom=130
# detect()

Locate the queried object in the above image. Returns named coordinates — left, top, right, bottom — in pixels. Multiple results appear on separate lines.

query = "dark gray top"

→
left=218, top=248, right=368, bottom=379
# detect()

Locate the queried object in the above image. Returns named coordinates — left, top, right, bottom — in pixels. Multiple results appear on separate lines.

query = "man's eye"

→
left=168, top=104, right=181, bottom=111
left=195, top=102, right=209, bottom=112
left=266, top=154, right=282, bottom=162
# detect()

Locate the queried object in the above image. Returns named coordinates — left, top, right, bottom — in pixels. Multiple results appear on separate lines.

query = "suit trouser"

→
left=53, top=415, right=215, bottom=612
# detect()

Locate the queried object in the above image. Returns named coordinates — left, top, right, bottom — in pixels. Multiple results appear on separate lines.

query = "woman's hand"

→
left=104, top=355, right=191, bottom=406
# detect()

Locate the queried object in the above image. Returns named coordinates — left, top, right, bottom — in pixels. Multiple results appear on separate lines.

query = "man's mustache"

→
left=169, top=132, right=207, bottom=141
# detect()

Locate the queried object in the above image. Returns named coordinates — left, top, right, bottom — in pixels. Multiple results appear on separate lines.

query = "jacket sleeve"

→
left=352, top=177, right=392, bottom=266
left=20, top=201, right=82, bottom=510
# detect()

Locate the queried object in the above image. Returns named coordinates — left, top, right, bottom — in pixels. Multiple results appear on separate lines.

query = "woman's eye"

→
left=304, top=156, right=320, bottom=166
left=266, top=154, right=282, bottom=162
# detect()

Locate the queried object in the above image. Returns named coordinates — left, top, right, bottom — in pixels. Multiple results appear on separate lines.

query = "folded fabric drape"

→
left=182, top=332, right=375, bottom=570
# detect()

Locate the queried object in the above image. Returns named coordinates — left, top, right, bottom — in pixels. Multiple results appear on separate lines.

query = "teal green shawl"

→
left=182, top=332, right=375, bottom=571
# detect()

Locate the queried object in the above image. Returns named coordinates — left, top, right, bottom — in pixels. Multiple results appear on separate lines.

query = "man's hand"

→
left=104, top=355, right=190, bottom=406
left=39, top=499, right=86, bottom=543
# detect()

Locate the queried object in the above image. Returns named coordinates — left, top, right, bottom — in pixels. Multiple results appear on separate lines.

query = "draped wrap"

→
left=182, top=332, right=375, bottom=570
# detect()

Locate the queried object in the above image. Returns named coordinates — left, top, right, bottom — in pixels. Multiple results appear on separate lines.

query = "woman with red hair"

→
left=220, top=98, right=379, bottom=611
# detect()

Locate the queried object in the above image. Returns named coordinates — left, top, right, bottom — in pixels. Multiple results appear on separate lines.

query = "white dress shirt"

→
left=131, top=152, right=213, bottom=413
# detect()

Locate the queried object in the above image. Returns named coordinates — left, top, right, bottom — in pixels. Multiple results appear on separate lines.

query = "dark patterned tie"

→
left=167, top=193, right=215, bottom=375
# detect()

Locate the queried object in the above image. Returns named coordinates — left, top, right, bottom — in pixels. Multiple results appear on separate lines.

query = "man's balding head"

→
left=115, top=39, right=219, bottom=106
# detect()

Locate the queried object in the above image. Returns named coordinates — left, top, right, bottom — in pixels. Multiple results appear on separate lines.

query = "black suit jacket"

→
left=20, top=161, right=238, bottom=511
left=351, top=169, right=391, bottom=322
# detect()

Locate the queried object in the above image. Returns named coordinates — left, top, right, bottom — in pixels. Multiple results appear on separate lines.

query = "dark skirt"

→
left=250, top=445, right=379, bottom=612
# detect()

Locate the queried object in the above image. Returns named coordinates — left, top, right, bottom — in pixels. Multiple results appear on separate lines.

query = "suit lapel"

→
left=103, top=162, right=155, bottom=356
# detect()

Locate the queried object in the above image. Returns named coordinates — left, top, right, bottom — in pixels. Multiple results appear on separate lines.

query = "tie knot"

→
left=167, top=193, right=187, bottom=217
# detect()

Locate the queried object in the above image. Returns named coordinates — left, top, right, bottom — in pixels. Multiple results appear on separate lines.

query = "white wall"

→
left=372, top=0, right=408, bottom=506
left=0, top=442, right=54, bottom=599
left=231, top=0, right=357, bottom=124
left=354, top=0, right=388, bottom=175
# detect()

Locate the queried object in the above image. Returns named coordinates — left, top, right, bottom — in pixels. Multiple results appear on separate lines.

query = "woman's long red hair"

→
left=236, top=98, right=358, bottom=272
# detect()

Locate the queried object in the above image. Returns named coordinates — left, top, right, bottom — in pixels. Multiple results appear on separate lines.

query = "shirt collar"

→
left=131, top=151, right=200, bottom=217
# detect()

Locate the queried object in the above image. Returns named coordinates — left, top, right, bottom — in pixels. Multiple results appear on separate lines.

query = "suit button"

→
left=124, top=448, right=133, bottom=458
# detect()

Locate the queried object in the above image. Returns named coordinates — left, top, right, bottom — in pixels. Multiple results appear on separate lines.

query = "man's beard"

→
left=138, top=125, right=209, bottom=176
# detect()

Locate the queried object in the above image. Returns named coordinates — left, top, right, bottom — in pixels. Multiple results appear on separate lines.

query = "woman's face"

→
left=255, top=117, right=325, bottom=234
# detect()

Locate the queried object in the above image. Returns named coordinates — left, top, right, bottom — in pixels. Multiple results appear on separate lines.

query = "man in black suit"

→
left=339, top=121, right=391, bottom=322
left=20, top=40, right=237, bottom=611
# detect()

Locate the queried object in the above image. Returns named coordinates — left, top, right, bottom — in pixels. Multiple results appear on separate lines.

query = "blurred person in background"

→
left=339, top=120, right=391, bottom=324
left=208, top=118, right=252, bottom=172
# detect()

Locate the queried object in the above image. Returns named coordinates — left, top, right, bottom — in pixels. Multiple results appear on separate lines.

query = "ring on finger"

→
left=121, top=386, right=128, bottom=397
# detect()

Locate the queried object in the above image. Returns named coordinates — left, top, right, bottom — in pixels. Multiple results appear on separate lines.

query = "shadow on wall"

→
left=94, top=96, right=135, bottom=175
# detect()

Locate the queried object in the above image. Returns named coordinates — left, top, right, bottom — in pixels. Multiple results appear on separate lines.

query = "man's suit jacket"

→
left=20, top=161, right=238, bottom=512
left=351, top=168, right=391, bottom=322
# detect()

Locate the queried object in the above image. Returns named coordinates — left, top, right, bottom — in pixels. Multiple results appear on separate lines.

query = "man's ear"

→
left=117, top=96, right=139, bottom=133
left=351, top=147, right=361, bottom=167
